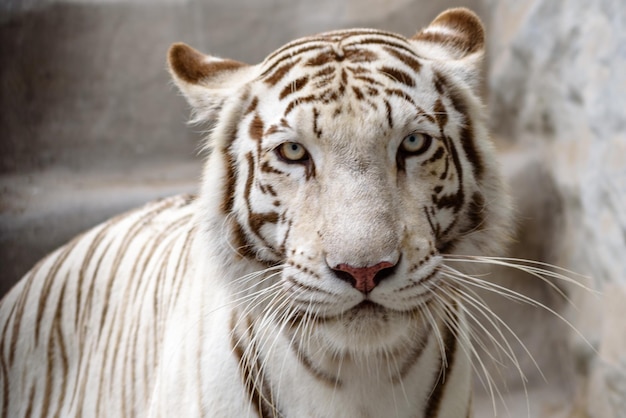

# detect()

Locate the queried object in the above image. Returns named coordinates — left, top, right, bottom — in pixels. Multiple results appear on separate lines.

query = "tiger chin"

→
left=0, top=7, right=515, bottom=418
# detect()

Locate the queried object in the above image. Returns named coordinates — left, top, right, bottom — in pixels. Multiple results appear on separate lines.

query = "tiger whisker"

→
left=443, top=254, right=598, bottom=299
left=237, top=290, right=298, bottom=417
left=444, top=278, right=538, bottom=381
left=441, top=265, right=595, bottom=352
left=442, top=268, right=573, bottom=374
left=448, top=285, right=531, bottom=417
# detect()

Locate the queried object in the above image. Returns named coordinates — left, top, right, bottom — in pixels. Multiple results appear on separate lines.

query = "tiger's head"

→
left=169, top=8, right=512, bottom=355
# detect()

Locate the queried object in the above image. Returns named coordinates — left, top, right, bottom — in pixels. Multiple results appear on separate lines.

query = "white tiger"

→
left=0, top=8, right=522, bottom=417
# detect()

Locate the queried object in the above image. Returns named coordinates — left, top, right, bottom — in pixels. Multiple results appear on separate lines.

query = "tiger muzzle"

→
left=330, top=260, right=399, bottom=293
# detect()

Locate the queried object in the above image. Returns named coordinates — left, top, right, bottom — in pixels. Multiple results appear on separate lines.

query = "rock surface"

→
left=486, top=0, right=626, bottom=416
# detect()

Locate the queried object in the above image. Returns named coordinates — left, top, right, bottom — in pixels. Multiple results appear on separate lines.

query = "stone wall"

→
left=485, top=0, right=626, bottom=416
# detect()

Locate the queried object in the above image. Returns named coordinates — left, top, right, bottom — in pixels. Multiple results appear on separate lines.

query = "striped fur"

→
left=1, top=8, right=513, bottom=417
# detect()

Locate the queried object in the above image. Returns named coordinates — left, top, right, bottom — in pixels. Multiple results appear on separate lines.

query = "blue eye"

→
left=400, top=133, right=432, bottom=155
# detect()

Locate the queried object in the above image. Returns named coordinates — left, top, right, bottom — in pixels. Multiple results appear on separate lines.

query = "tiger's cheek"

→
left=401, top=145, right=462, bottom=246
left=245, top=157, right=314, bottom=258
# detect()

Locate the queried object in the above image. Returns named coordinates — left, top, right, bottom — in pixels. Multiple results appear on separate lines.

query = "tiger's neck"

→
left=191, top=210, right=474, bottom=417
left=227, top=302, right=473, bottom=418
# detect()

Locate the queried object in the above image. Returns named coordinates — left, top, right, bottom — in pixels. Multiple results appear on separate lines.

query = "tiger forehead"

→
left=260, top=29, right=417, bottom=68
left=257, top=29, right=423, bottom=87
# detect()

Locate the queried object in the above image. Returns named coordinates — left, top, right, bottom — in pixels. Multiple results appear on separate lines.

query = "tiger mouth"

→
left=345, top=300, right=391, bottom=320
left=351, top=300, right=385, bottom=313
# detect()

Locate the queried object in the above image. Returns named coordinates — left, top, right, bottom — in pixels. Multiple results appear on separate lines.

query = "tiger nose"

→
left=331, top=261, right=397, bottom=294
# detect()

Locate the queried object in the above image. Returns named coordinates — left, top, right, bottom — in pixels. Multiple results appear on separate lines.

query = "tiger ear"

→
left=410, top=8, right=485, bottom=66
left=168, top=43, right=254, bottom=123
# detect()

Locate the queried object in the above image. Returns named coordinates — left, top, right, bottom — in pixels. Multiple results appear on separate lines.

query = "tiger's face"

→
left=169, top=12, right=511, bottom=355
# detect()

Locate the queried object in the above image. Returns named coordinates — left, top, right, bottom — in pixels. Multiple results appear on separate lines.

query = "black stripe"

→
left=230, top=312, right=281, bottom=418
left=379, top=66, right=415, bottom=87
left=0, top=302, right=14, bottom=418
left=262, top=57, right=303, bottom=86
left=8, top=260, right=40, bottom=365
left=262, top=39, right=326, bottom=68
left=383, top=46, right=422, bottom=73
left=424, top=310, right=459, bottom=418
left=385, top=88, right=416, bottom=107
left=97, top=200, right=176, bottom=343
left=392, top=323, right=432, bottom=382
left=35, top=237, right=81, bottom=346
left=76, top=225, right=111, bottom=329
left=288, top=328, right=342, bottom=387
left=279, top=76, right=309, bottom=100
left=346, top=37, right=418, bottom=60
left=23, top=384, right=35, bottom=418
left=433, top=70, right=484, bottom=180
left=384, top=99, right=393, bottom=128
left=51, top=281, right=69, bottom=418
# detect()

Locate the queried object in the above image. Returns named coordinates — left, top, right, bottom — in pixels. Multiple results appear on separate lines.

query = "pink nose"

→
left=332, top=261, right=396, bottom=293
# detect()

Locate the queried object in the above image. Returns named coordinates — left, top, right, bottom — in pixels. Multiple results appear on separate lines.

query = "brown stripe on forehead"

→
left=417, top=106, right=436, bottom=124
left=262, top=57, right=303, bottom=86
left=261, top=41, right=337, bottom=81
left=312, top=65, right=335, bottom=79
left=262, top=30, right=408, bottom=75
left=352, top=86, right=365, bottom=100
left=279, top=75, right=309, bottom=100
left=265, top=29, right=406, bottom=64
left=379, top=66, right=415, bottom=87
left=263, top=38, right=328, bottom=66
left=345, top=37, right=418, bottom=60
left=339, top=29, right=411, bottom=44
left=284, top=92, right=333, bottom=116
left=385, top=88, right=416, bottom=107
left=353, top=74, right=384, bottom=87
left=306, top=49, right=340, bottom=66
left=344, top=47, right=379, bottom=63
left=382, top=46, right=422, bottom=73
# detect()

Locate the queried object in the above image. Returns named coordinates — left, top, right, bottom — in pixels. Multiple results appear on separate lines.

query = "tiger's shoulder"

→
left=0, top=194, right=199, bottom=414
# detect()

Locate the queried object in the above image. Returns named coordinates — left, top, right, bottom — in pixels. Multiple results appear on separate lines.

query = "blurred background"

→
left=1, top=0, right=625, bottom=416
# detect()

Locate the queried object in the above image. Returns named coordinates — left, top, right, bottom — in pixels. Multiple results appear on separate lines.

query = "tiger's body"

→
left=0, top=8, right=514, bottom=417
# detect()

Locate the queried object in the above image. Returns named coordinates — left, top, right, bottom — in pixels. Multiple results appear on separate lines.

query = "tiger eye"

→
left=276, top=142, right=310, bottom=163
left=400, top=133, right=432, bottom=155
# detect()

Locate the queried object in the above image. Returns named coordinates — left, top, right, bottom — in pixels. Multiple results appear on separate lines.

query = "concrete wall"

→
left=486, top=0, right=626, bottom=415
